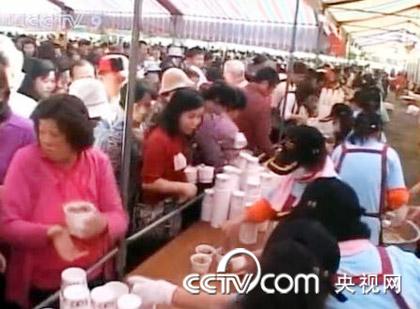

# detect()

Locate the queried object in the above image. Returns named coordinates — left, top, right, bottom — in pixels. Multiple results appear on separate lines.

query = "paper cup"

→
left=105, top=282, right=130, bottom=299
left=190, top=253, right=212, bottom=274
left=63, top=201, right=96, bottom=238
left=117, top=294, right=142, bottom=309
left=201, top=189, right=214, bottom=222
left=91, top=286, right=117, bottom=309
left=223, top=165, right=242, bottom=190
left=62, top=285, right=91, bottom=309
left=245, top=176, right=261, bottom=197
left=184, top=166, right=198, bottom=184
left=229, top=190, right=245, bottom=219
left=61, top=267, right=87, bottom=290
left=211, top=189, right=232, bottom=228
left=195, top=244, right=216, bottom=256
left=198, top=165, right=215, bottom=184
left=214, top=173, right=232, bottom=190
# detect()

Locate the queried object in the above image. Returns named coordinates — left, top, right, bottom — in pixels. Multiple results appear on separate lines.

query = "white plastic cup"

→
left=184, top=166, right=198, bottom=184
left=61, top=267, right=87, bottom=290
left=223, top=165, right=242, bottom=190
left=229, top=190, right=245, bottom=219
left=63, top=201, right=97, bottom=238
left=214, top=173, right=233, bottom=190
left=91, top=286, right=117, bottom=309
left=245, top=176, right=261, bottom=196
left=190, top=253, right=212, bottom=274
left=211, top=189, right=232, bottom=228
left=198, top=165, right=215, bottom=184
left=235, top=151, right=250, bottom=170
left=201, top=189, right=214, bottom=222
left=239, top=204, right=258, bottom=245
left=105, top=281, right=130, bottom=299
left=258, top=221, right=270, bottom=233
left=195, top=244, right=216, bottom=256
left=117, top=294, right=142, bottom=309
left=62, top=284, right=91, bottom=309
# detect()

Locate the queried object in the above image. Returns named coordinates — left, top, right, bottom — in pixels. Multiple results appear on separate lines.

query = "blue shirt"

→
left=331, top=139, right=405, bottom=244
left=326, top=244, right=420, bottom=309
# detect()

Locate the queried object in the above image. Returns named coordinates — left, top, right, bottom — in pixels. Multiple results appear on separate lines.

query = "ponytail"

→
left=349, top=112, right=383, bottom=145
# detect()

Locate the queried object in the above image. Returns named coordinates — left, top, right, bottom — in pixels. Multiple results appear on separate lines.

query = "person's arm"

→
left=97, top=154, right=128, bottom=242
left=253, top=102, right=274, bottom=156
left=0, top=151, right=50, bottom=249
left=386, top=148, right=409, bottom=210
left=410, top=181, right=420, bottom=196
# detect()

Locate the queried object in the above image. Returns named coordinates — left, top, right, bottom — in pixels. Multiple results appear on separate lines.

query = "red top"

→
left=235, top=83, right=274, bottom=156
left=141, top=127, right=189, bottom=204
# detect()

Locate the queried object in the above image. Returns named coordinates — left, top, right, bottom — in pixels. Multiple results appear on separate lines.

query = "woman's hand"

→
left=48, top=225, right=88, bottom=262
left=178, top=183, right=198, bottom=204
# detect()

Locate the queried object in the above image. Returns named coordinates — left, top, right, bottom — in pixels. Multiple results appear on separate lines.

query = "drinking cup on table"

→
left=117, top=294, right=142, bottom=309
left=91, top=286, right=117, bottom=309
left=190, top=253, right=212, bottom=274
left=198, top=165, right=215, bottom=184
left=105, top=281, right=130, bottom=299
left=62, top=284, right=91, bottom=309
left=195, top=244, right=216, bottom=257
left=61, top=267, right=87, bottom=290
left=184, top=166, right=198, bottom=184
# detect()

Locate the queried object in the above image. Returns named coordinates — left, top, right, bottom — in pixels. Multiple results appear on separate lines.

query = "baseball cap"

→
left=69, top=78, right=112, bottom=121
left=168, top=46, right=184, bottom=58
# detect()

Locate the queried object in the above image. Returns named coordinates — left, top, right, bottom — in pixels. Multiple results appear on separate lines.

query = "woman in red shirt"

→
left=142, top=88, right=204, bottom=205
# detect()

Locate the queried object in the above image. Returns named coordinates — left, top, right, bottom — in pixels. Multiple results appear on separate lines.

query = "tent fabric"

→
left=323, top=0, right=420, bottom=47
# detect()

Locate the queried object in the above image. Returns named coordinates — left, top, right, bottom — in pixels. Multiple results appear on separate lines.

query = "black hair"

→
left=254, top=67, right=279, bottom=88
left=241, top=219, right=340, bottom=309
left=31, top=94, right=94, bottom=152
left=185, top=47, right=204, bottom=58
left=18, top=58, right=56, bottom=101
left=293, top=62, right=308, bottom=75
left=284, top=125, right=327, bottom=171
left=37, top=41, right=56, bottom=62
left=291, top=178, right=371, bottom=242
left=352, top=87, right=381, bottom=113
left=205, top=67, right=223, bottom=82
left=138, top=40, right=147, bottom=46
left=158, top=88, right=204, bottom=136
left=135, top=79, right=154, bottom=102
left=348, top=111, right=383, bottom=145
left=202, top=81, right=246, bottom=110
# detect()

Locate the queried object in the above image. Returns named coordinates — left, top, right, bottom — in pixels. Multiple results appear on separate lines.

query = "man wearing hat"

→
left=223, top=126, right=337, bottom=236
left=160, top=45, right=184, bottom=71
left=97, top=54, right=129, bottom=123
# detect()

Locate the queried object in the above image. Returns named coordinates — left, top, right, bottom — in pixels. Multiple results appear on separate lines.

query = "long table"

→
left=129, top=221, right=267, bottom=308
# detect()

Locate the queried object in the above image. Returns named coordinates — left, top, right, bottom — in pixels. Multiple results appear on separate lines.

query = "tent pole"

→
left=117, top=0, right=143, bottom=279
left=279, top=0, right=301, bottom=138
left=315, top=12, right=323, bottom=67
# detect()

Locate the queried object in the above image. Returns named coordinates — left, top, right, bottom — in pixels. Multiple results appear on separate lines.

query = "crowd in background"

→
left=0, top=32, right=419, bottom=308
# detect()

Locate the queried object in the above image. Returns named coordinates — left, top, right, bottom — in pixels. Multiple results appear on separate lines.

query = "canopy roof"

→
left=323, top=0, right=420, bottom=47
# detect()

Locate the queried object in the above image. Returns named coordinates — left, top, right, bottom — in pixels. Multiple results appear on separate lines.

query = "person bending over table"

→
left=141, top=88, right=204, bottom=205
left=0, top=94, right=128, bottom=308
left=130, top=219, right=340, bottom=309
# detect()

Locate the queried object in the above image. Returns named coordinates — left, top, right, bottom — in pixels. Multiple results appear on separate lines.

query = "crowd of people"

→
left=0, top=32, right=419, bottom=308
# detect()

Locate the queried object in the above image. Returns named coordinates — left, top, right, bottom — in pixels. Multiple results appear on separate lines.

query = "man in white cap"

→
left=0, top=35, right=37, bottom=118
left=223, top=59, right=249, bottom=88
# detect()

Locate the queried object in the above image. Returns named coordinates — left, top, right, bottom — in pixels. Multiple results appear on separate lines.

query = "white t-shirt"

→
left=8, top=92, right=37, bottom=118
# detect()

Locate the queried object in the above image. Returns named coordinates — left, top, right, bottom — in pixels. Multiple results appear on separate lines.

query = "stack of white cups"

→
left=60, top=268, right=88, bottom=309
left=239, top=203, right=259, bottom=245
left=211, top=173, right=233, bottom=228
left=223, top=165, right=242, bottom=190
left=229, top=190, right=245, bottom=219
left=91, top=286, right=117, bottom=309
left=201, top=188, right=214, bottom=222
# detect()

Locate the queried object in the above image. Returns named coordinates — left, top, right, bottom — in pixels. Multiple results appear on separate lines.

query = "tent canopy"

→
left=323, top=0, right=420, bottom=47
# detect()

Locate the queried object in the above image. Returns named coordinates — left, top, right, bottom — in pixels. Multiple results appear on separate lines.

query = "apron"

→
left=333, top=247, right=410, bottom=309
left=336, top=144, right=389, bottom=245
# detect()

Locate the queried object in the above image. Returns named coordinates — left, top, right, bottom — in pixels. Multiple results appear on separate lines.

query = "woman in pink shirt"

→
left=0, top=94, right=128, bottom=308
